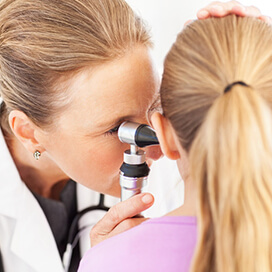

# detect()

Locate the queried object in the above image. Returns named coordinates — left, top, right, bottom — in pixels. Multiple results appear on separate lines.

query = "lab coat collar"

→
left=0, top=129, right=64, bottom=272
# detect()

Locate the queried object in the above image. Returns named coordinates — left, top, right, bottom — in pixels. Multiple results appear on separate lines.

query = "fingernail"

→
left=232, top=5, right=246, bottom=13
left=198, top=10, right=209, bottom=18
left=142, top=194, right=153, bottom=204
left=210, top=5, right=224, bottom=12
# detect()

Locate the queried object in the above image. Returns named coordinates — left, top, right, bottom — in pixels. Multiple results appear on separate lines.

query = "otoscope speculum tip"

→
left=118, top=121, right=159, bottom=148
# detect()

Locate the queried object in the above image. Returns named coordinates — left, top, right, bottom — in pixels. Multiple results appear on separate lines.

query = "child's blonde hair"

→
left=161, top=15, right=272, bottom=272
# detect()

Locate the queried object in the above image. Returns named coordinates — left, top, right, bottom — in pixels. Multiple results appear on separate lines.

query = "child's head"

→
left=152, top=15, right=272, bottom=272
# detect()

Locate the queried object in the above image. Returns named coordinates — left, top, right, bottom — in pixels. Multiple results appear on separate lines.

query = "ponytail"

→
left=190, top=85, right=272, bottom=272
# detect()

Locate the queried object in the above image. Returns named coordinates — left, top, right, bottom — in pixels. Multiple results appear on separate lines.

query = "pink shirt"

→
left=78, top=216, right=197, bottom=272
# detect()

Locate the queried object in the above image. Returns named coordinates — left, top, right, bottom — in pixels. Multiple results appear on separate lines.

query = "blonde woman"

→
left=0, top=1, right=161, bottom=271
left=78, top=15, right=272, bottom=272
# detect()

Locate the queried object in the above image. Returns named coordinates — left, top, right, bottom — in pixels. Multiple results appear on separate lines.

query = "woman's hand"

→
left=90, top=193, right=154, bottom=247
left=197, top=1, right=271, bottom=24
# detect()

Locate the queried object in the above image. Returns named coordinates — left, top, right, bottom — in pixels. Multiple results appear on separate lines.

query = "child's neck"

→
left=166, top=177, right=197, bottom=217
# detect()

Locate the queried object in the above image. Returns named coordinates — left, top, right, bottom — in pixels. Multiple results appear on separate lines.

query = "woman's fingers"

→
left=259, top=15, right=272, bottom=25
left=90, top=193, right=154, bottom=247
left=241, top=5, right=262, bottom=17
left=184, top=19, right=194, bottom=27
left=185, top=2, right=270, bottom=30
left=197, top=1, right=261, bottom=19
left=107, top=217, right=149, bottom=238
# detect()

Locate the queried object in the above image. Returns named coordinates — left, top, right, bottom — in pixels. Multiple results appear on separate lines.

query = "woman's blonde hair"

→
left=0, top=0, right=151, bottom=135
left=161, top=15, right=272, bottom=272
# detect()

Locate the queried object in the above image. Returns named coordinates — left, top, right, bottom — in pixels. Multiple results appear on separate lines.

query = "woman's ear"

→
left=151, top=112, right=180, bottom=160
left=8, top=110, right=45, bottom=153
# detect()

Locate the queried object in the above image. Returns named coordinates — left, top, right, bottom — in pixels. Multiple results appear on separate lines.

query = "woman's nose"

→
left=144, top=145, right=163, bottom=162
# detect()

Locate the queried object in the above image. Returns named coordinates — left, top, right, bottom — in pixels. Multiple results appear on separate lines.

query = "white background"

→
left=125, top=0, right=272, bottom=73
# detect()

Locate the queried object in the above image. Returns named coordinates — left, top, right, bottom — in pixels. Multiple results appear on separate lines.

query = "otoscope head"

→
left=118, top=121, right=159, bottom=201
left=118, top=121, right=159, bottom=148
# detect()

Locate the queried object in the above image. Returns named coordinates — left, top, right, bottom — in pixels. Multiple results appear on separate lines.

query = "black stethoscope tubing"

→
left=0, top=245, right=3, bottom=272
left=63, top=194, right=109, bottom=271
left=67, top=194, right=109, bottom=245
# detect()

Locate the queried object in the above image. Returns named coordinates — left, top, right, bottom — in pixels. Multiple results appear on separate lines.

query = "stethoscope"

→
left=62, top=193, right=109, bottom=272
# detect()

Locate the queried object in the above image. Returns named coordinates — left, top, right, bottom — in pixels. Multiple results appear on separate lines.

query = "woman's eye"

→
left=105, top=125, right=120, bottom=136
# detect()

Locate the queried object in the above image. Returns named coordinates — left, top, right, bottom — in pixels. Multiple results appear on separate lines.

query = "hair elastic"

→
left=224, top=81, right=249, bottom=94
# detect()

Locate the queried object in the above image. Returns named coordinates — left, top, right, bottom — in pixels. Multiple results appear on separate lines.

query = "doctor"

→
left=0, top=1, right=264, bottom=272
left=0, top=1, right=162, bottom=271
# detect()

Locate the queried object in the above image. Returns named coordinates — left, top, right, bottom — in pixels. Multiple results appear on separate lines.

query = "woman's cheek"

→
left=94, top=142, right=123, bottom=169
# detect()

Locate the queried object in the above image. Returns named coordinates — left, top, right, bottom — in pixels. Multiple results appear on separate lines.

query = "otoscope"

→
left=118, top=121, right=159, bottom=201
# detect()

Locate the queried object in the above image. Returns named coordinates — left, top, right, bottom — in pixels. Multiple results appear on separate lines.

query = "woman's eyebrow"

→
left=96, top=115, right=134, bottom=130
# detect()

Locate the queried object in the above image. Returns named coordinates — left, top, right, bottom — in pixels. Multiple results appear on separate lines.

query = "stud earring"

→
left=33, top=150, right=41, bottom=160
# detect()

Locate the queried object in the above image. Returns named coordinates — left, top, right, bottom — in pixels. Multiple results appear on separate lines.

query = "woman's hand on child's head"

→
left=197, top=1, right=260, bottom=19
left=90, top=193, right=154, bottom=247
left=196, top=1, right=271, bottom=24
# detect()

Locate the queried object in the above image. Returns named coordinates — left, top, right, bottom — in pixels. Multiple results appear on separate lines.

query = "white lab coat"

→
left=0, top=129, right=118, bottom=272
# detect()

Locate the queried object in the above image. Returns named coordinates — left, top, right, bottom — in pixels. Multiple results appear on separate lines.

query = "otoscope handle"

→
left=120, top=173, right=149, bottom=201
left=119, top=158, right=150, bottom=201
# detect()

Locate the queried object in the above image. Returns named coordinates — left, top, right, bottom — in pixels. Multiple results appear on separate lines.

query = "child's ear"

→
left=151, top=112, right=180, bottom=160
left=8, top=110, right=45, bottom=153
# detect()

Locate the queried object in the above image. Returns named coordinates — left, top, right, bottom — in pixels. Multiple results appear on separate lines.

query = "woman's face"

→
left=36, top=46, right=161, bottom=197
